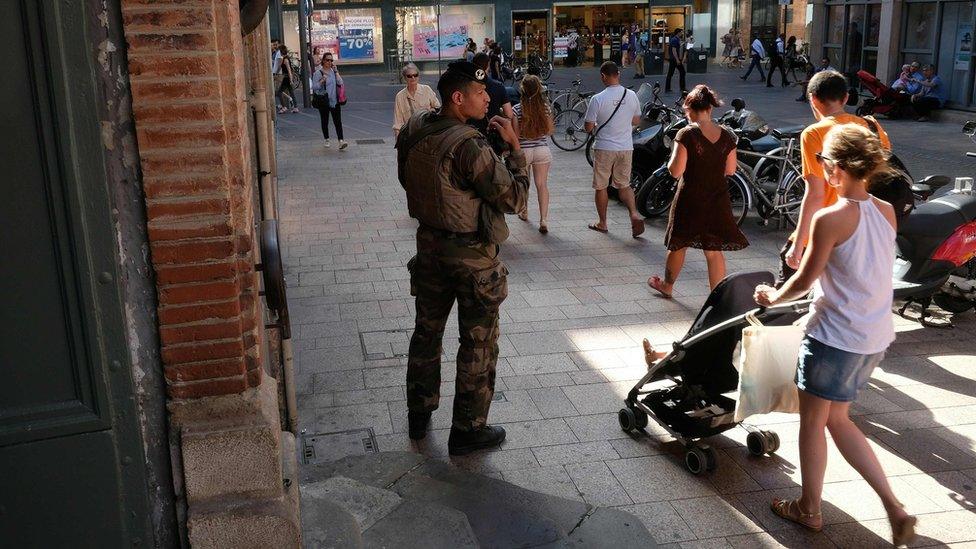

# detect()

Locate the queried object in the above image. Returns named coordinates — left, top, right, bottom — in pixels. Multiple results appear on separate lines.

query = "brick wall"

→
left=121, top=0, right=262, bottom=399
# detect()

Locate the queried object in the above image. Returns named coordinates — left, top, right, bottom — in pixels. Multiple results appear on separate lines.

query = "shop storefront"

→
left=900, top=0, right=974, bottom=105
left=395, top=4, right=495, bottom=66
left=814, top=0, right=975, bottom=107
left=551, top=0, right=717, bottom=66
left=281, top=6, right=386, bottom=66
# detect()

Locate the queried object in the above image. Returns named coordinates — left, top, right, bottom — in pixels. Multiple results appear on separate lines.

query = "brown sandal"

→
left=890, top=513, right=917, bottom=547
left=770, top=498, right=822, bottom=532
left=642, top=338, right=667, bottom=368
left=647, top=276, right=673, bottom=299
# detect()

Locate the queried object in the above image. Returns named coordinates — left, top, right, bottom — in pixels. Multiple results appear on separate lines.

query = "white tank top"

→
left=806, top=197, right=896, bottom=354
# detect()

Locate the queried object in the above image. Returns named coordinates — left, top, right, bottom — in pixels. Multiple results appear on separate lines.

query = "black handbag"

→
left=312, top=93, right=329, bottom=109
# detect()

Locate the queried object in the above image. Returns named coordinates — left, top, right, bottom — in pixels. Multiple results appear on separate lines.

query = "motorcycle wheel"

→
left=933, top=292, right=975, bottom=314
left=636, top=172, right=677, bottom=218
left=541, top=63, right=553, bottom=80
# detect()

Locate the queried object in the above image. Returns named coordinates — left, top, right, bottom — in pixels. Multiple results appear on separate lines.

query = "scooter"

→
left=893, top=126, right=976, bottom=324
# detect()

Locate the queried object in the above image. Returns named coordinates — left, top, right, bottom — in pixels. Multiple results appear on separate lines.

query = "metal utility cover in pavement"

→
left=301, top=428, right=378, bottom=465
left=359, top=329, right=411, bottom=360
left=355, top=139, right=385, bottom=145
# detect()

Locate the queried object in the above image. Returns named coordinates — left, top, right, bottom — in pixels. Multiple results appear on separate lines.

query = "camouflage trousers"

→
left=406, top=228, right=508, bottom=432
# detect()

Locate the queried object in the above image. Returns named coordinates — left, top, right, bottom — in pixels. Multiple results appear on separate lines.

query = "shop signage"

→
left=957, top=24, right=973, bottom=71
left=338, top=16, right=375, bottom=60
left=554, top=36, right=569, bottom=58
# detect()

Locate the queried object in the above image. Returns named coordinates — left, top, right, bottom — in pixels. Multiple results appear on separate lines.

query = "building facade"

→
left=2, top=1, right=299, bottom=546
left=272, top=0, right=812, bottom=72
left=809, top=0, right=976, bottom=108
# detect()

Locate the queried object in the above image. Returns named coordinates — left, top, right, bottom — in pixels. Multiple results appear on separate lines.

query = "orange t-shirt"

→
left=791, top=113, right=892, bottom=244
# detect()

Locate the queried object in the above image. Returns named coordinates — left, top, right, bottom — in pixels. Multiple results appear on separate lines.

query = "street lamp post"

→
left=297, top=0, right=312, bottom=108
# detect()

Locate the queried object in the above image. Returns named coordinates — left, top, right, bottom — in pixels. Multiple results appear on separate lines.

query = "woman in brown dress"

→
left=648, top=85, right=748, bottom=298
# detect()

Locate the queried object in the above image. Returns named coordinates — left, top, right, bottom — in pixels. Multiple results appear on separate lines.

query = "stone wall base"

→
left=171, top=377, right=300, bottom=548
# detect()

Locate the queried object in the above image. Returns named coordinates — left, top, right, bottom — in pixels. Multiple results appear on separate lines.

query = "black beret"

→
left=445, top=60, right=487, bottom=83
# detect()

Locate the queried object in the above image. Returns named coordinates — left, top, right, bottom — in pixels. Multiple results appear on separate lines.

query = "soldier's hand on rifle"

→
left=489, top=115, right=520, bottom=152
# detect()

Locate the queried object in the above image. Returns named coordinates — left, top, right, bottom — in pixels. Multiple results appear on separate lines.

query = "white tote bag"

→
left=734, top=314, right=804, bottom=422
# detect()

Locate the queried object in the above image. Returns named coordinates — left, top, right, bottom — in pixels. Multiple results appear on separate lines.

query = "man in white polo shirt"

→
left=584, top=61, right=645, bottom=238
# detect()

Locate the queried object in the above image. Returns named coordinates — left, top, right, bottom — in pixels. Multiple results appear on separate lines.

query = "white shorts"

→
left=521, top=145, right=552, bottom=166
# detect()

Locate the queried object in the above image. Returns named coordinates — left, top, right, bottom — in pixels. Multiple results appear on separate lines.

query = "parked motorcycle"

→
left=894, top=124, right=976, bottom=323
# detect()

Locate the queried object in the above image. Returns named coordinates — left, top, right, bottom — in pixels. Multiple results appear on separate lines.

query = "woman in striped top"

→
left=512, top=75, right=555, bottom=234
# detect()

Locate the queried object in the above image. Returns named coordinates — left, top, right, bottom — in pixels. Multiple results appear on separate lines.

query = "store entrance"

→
left=513, top=11, right=550, bottom=60
left=552, top=3, right=652, bottom=66
left=648, top=6, right=690, bottom=50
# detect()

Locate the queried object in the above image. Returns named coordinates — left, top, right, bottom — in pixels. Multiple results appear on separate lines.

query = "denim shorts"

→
left=795, top=337, right=885, bottom=402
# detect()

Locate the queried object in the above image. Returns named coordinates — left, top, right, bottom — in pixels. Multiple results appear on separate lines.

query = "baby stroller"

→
left=618, top=271, right=810, bottom=475
left=854, top=70, right=912, bottom=118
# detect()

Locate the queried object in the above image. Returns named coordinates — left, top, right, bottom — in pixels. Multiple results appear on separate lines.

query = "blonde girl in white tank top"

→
left=753, top=124, right=916, bottom=546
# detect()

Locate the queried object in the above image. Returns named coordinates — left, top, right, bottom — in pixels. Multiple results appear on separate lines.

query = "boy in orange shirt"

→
left=780, top=70, right=891, bottom=282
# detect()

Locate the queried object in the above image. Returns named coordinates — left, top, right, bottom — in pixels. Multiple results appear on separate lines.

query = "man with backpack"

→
left=779, top=70, right=896, bottom=283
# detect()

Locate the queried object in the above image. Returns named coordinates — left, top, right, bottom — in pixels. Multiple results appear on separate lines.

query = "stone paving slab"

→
left=281, top=69, right=976, bottom=547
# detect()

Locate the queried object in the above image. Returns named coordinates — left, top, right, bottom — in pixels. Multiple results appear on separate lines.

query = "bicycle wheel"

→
left=780, top=169, right=804, bottom=227
left=551, top=109, right=587, bottom=151
left=635, top=169, right=677, bottom=218
left=727, top=173, right=750, bottom=226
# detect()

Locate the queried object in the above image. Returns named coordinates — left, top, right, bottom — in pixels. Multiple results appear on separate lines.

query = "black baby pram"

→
left=618, top=271, right=810, bottom=475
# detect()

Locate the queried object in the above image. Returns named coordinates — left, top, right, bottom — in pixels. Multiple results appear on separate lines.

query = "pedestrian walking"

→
left=766, top=34, right=788, bottom=87
left=583, top=61, right=645, bottom=238
left=396, top=61, right=529, bottom=455
left=648, top=85, right=748, bottom=298
left=275, top=45, right=299, bottom=113
left=311, top=53, right=347, bottom=150
left=633, top=29, right=646, bottom=79
left=512, top=75, right=555, bottom=234
left=780, top=70, right=891, bottom=283
left=665, top=28, right=687, bottom=93
left=754, top=123, right=916, bottom=548
left=393, top=63, right=440, bottom=139
left=741, top=34, right=767, bottom=82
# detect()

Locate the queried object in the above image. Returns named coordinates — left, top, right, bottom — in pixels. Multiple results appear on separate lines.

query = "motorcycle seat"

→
left=747, top=135, right=782, bottom=154
left=579, top=91, right=596, bottom=98
left=911, top=175, right=951, bottom=198
left=771, top=125, right=805, bottom=140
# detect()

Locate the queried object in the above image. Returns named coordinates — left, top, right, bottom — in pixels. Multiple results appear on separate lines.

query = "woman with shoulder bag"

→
left=276, top=45, right=299, bottom=114
left=312, top=53, right=347, bottom=150
left=753, top=124, right=916, bottom=547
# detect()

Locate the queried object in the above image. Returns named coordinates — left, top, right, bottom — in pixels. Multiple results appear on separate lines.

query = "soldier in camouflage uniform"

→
left=395, top=61, right=529, bottom=456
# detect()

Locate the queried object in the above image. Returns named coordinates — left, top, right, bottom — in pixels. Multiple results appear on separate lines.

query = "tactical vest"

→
left=399, top=116, right=484, bottom=234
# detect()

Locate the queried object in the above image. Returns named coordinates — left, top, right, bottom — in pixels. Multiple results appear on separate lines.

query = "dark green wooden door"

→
left=0, top=1, right=152, bottom=545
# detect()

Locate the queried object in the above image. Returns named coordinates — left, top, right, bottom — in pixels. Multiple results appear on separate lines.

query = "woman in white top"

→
left=754, top=124, right=915, bottom=547
left=393, top=63, right=440, bottom=139
left=512, top=75, right=554, bottom=233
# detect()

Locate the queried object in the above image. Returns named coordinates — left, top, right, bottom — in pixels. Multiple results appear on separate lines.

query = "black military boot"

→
left=447, top=425, right=506, bottom=456
left=408, top=411, right=432, bottom=440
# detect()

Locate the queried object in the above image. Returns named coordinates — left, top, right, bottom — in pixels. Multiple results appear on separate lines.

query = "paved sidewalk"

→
left=278, top=74, right=976, bottom=547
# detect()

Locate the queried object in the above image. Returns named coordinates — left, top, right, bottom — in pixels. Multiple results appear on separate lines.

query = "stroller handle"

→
left=677, top=299, right=812, bottom=349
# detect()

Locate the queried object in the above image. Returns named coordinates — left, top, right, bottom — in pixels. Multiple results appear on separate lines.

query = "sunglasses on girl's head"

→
left=815, top=152, right=837, bottom=172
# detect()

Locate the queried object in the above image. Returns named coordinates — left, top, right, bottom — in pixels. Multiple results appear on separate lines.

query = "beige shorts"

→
left=522, top=144, right=552, bottom=166
left=592, top=149, right=632, bottom=190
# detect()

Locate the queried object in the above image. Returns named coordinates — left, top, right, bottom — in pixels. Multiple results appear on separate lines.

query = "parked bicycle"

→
left=550, top=77, right=594, bottom=113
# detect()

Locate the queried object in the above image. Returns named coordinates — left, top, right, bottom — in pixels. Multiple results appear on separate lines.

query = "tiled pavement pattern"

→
left=278, top=73, right=976, bottom=547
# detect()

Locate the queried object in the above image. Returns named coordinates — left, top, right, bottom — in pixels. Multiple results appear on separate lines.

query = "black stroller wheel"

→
left=747, top=430, right=780, bottom=456
left=618, top=408, right=637, bottom=432
left=684, top=446, right=708, bottom=475
left=746, top=431, right=766, bottom=456
left=628, top=404, right=649, bottom=429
